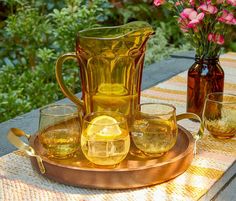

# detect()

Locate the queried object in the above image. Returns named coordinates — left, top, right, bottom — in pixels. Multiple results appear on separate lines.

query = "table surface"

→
left=0, top=51, right=235, bottom=201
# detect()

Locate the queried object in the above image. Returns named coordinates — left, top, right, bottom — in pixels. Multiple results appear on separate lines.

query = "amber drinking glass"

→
left=81, top=111, right=130, bottom=166
left=131, top=103, right=177, bottom=158
left=203, top=93, right=236, bottom=139
left=131, top=103, right=204, bottom=158
left=38, top=104, right=82, bottom=158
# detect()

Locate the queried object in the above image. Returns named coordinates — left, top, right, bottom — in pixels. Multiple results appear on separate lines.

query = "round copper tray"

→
left=29, top=125, right=194, bottom=189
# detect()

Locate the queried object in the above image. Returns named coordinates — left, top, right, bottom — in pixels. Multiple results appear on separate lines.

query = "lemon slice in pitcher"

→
left=87, top=115, right=122, bottom=140
left=98, top=83, right=128, bottom=96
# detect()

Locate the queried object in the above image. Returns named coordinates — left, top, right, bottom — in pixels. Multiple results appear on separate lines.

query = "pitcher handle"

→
left=55, top=52, right=83, bottom=108
left=7, top=128, right=45, bottom=174
left=176, top=113, right=204, bottom=155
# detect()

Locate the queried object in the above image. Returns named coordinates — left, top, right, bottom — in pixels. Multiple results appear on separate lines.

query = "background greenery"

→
left=0, top=0, right=235, bottom=123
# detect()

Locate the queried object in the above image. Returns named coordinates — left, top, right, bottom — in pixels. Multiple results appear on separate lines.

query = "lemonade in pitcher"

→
left=85, top=83, right=138, bottom=125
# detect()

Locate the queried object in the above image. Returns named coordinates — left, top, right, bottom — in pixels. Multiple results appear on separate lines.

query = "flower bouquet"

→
left=154, top=0, right=236, bottom=116
left=154, top=0, right=236, bottom=58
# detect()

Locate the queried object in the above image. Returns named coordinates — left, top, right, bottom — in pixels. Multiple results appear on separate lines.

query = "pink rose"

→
left=208, top=33, right=225, bottom=45
left=218, top=10, right=236, bottom=25
left=226, top=0, right=236, bottom=6
left=198, top=3, right=218, bottom=14
left=154, top=0, right=165, bottom=6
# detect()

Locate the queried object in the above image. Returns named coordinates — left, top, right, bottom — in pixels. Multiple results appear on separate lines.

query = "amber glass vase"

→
left=187, top=57, right=224, bottom=117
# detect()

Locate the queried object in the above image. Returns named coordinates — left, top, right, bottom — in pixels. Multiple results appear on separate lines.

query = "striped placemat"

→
left=0, top=53, right=236, bottom=201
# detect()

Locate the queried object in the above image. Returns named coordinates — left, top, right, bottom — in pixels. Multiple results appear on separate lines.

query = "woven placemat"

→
left=1, top=53, right=236, bottom=201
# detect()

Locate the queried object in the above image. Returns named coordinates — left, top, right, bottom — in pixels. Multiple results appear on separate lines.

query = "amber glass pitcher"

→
left=56, top=21, right=154, bottom=125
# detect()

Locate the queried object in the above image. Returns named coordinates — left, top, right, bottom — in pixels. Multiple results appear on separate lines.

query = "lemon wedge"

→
left=87, top=115, right=122, bottom=139
left=98, top=83, right=128, bottom=96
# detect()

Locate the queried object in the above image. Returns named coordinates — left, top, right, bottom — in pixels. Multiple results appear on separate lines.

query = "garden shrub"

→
left=0, top=0, right=113, bottom=122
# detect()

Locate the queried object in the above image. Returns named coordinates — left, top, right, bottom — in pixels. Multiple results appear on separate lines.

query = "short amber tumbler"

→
left=203, top=92, right=236, bottom=139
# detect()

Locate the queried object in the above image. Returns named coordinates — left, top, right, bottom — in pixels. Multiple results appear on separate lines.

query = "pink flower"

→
left=226, top=0, right=236, bottom=6
left=154, top=0, right=165, bottom=6
left=188, top=12, right=205, bottom=28
left=178, top=17, right=189, bottom=32
left=175, top=1, right=181, bottom=6
left=208, top=33, right=214, bottom=41
left=208, top=33, right=225, bottom=45
left=180, top=8, right=195, bottom=18
left=218, top=10, right=236, bottom=25
left=216, top=0, right=224, bottom=4
left=198, top=3, right=218, bottom=14
left=189, top=11, right=204, bottom=21
left=189, top=0, right=195, bottom=6
left=215, top=34, right=225, bottom=45
left=179, top=8, right=205, bottom=31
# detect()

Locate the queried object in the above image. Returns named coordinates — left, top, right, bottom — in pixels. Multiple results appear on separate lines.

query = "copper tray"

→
left=27, top=125, right=194, bottom=189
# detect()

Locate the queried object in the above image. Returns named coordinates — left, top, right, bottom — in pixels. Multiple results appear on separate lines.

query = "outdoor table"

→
left=0, top=52, right=235, bottom=200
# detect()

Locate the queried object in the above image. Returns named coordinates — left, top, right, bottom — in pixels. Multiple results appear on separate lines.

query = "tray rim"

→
left=29, top=125, right=195, bottom=172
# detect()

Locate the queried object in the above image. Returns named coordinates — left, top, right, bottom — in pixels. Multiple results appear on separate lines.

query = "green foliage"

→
left=51, top=0, right=112, bottom=52
left=109, top=0, right=161, bottom=25
left=145, top=24, right=191, bottom=65
left=0, top=0, right=112, bottom=123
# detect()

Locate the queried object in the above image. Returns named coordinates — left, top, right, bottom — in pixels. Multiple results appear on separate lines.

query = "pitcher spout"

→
left=77, top=21, right=154, bottom=40
left=121, top=21, right=155, bottom=39
left=76, top=21, right=154, bottom=57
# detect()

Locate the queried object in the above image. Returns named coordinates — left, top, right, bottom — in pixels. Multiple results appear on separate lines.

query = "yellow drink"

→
left=81, top=114, right=130, bottom=166
left=39, top=129, right=80, bottom=158
left=132, top=118, right=177, bottom=155
left=84, top=83, right=138, bottom=126
left=204, top=120, right=236, bottom=139
left=81, top=129, right=130, bottom=166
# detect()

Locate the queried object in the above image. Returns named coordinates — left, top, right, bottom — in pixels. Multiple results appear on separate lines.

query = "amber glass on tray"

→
left=203, top=92, right=236, bottom=139
left=187, top=57, right=224, bottom=117
left=38, top=104, right=82, bottom=159
left=131, top=103, right=177, bottom=158
left=131, top=103, right=204, bottom=158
